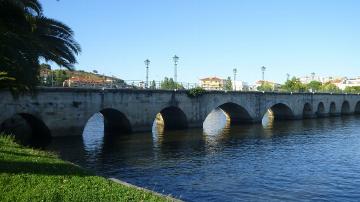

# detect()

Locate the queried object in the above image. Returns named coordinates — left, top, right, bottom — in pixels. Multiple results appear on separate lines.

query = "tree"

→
left=307, top=80, right=322, bottom=92
left=257, top=82, right=273, bottom=92
left=0, top=0, right=81, bottom=91
left=344, top=86, right=360, bottom=93
left=53, top=70, right=69, bottom=86
left=320, top=82, right=341, bottom=93
left=223, top=76, right=232, bottom=91
left=150, top=80, right=156, bottom=89
left=40, top=63, right=51, bottom=70
left=281, top=77, right=307, bottom=92
left=160, top=77, right=184, bottom=90
left=0, top=72, right=16, bottom=89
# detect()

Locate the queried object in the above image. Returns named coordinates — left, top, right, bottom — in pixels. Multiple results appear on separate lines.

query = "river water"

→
left=47, top=110, right=360, bottom=201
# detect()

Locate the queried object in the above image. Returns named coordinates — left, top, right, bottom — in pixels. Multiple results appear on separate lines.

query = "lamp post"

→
left=311, top=72, right=315, bottom=81
left=261, top=66, right=266, bottom=85
left=173, top=55, right=179, bottom=84
left=286, top=73, right=290, bottom=81
left=233, top=68, right=237, bottom=91
left=144, top=59, right=150, bottom=88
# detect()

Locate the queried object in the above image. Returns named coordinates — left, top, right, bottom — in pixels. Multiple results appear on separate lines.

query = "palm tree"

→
left=0, top=0, right=81, bottom=90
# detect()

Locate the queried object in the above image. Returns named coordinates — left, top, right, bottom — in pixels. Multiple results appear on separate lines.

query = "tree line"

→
left=257, top=77, right=360, bottom=93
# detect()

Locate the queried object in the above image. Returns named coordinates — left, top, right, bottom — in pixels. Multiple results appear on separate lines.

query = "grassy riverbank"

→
left=0, top=135, right=174, bottom=202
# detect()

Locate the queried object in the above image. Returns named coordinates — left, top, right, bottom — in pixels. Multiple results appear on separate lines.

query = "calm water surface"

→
left=47, top=111, right=360, bottom=201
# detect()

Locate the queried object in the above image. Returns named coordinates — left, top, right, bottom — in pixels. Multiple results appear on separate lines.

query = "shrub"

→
left=187, top=87, right=206, bottom=98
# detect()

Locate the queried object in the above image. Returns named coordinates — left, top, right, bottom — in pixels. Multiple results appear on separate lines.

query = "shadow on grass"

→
left=0, top=159, right=92, bottom=176
left=0, top=149, right=57, bottom=159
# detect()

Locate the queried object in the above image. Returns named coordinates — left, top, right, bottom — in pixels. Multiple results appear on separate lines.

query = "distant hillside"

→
left=39, top=67, right=125, bottom=88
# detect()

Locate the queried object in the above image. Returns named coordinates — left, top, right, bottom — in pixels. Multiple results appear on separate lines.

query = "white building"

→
left=233, top=81, right=250, bottom=91
left=337, top=77, right=360, bottom=90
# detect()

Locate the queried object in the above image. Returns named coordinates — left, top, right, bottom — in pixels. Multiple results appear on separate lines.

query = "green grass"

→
left=0, top=135, right=175, bottom=202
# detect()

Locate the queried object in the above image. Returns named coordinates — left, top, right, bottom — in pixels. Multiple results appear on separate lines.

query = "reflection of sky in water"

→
left=203, top=108, right=230, bottom=136
left=262, top=109, right=274, bottom=128
left=82, top=112, right=104, bottom=152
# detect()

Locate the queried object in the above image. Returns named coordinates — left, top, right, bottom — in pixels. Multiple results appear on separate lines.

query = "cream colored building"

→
left=199, top=77, right=224, bottom=90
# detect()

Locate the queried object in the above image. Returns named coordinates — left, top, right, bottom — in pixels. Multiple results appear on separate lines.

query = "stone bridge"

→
left=1, top=88, right=360, bottom=142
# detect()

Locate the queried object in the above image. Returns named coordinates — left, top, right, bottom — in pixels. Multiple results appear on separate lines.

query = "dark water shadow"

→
left=0, top=160, right=91, bottom=176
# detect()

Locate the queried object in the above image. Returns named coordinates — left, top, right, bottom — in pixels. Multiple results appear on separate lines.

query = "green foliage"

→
left=281, top=77, right=307, bottom=92
left=160, top=77, right=184, bottom=90
left=320, top=82, right=341, bottom=93
left=187, top=87, right=206, bottom=98
left=279, top=78, right=343, bottom=93
left=344, top=86, right=360, bottom=93
left=0, top=71, right=15, bottom=87
left=223, top=76, right=232, bottom=91
left=53, top=70, right=70, bottom=86
left=307, top=80, right=322, bottom=92
left=0, top=0, right=80, bottom=91
left=40, top=63, right=51, bottom=70
left=257, top=82, right=274, bottom=92
left=150, top=80, right=156, bottom=89
left=0, top=135, right=172, bottom=202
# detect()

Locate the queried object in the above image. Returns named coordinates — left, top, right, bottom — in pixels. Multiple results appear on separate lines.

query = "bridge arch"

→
left=355, top=101, right=360, bottom=114
left=156, top=106, right=188, bottom=130
left=84, top=108, right=132, bottom=136
left=265, top=103, right=294, bottom=120
left=101, top=108, right=132, bottom=134
left=215, top=102, right=253, bottom=125
left=0, top=113, right=51, bottom=147
left=329, top=102, right=337, bottom=116
left=341, top=101, right=351, bottom=115
left=303, top=103, right=313, bottom=118
left=316, top=102, right=325, bottom=117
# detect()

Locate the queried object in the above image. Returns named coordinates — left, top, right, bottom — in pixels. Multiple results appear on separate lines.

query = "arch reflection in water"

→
left=262, top=109, right=275, bottom=128
left=83, top=112, right=105, bottom=152
left=83, top=112, right=155, bottom=167
left=83, top=109, right=132, bottom=151
left=203, top=108, right=230, bottom=136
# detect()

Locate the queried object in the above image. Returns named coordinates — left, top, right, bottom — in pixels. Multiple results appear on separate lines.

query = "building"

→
left=233, top=81, right=250, bottom=91
left=337, top=77, right=360, bottom=90
left=320, top=76, right=346, bottom=84
left=199, top=77, right=224, bottom=90
left=254, top=80, right=282, bottom=91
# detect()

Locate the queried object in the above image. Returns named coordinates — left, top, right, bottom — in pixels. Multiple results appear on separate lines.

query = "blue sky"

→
left=42, top=0, right=360, bottom=84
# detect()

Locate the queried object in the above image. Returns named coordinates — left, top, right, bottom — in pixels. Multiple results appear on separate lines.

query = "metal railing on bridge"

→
left=38, top=80, right=360, bottom=95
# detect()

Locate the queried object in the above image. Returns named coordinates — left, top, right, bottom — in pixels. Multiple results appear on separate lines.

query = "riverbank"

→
left=0, top=135, right=176, bottom=202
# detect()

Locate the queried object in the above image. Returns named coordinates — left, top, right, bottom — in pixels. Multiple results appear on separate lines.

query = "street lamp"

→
left=311, top=72, right=315, bottom=81
left=286, top=73, right=290, bottom=81
left=144, top=59, right=150, bottom=88
left=173, top=55, right=179, bottom=84
left=233, top=68, right=237, bottom=91
left=261, top=66, right=266, bottom=85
